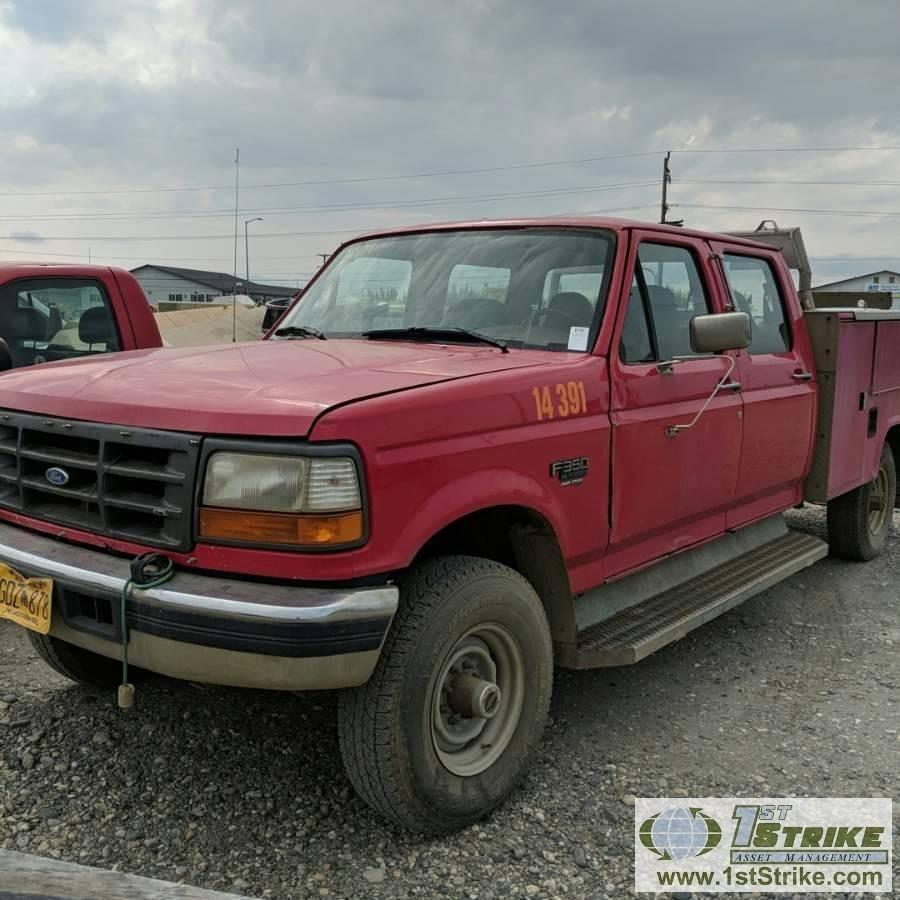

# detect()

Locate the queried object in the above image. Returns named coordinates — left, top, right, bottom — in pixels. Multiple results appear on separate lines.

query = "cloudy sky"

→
left=1, top=0, right=899, bottom=288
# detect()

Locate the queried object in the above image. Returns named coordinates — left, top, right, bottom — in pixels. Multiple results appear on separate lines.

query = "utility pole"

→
left=317, top=252, right=329, bottom=267
left=232, top=148, right=240, bottom=342
left=245, top=217, right=263, bottom=300
left=660, top=151, right=671, bottom=224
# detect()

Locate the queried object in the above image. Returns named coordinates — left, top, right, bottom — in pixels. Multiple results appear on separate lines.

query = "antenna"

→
left=232, top=148, right=240, bottom=342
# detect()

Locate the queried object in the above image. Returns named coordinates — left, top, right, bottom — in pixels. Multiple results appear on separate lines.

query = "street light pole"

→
left=244, top=217, right=263, bottom=302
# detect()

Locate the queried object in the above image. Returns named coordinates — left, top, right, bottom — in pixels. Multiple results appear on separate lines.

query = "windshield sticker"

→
left=568, top=326, right=590, bottom=351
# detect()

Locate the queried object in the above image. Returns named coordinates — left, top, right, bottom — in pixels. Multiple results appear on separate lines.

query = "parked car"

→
left=0, top=264, right=162, bottom=368
left=0, top=218, right=897, bottom=834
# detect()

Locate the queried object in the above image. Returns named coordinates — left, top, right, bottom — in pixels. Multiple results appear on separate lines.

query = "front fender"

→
left=386, top=467, right=570, bottom=569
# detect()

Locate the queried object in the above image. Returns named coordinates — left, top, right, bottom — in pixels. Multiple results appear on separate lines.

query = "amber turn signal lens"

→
left=199, top=507, right=363, bottom=546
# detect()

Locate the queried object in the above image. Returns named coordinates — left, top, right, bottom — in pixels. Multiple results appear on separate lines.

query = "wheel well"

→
left=414, top=506, right=577, bottom=644
left=886, top=425, right=900, bottom=508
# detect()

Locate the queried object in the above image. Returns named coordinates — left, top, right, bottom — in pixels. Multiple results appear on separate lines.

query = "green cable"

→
left=119, top=556, right=175, bottom=709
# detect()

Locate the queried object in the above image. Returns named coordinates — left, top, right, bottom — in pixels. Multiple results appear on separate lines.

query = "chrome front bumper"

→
left=0, top=522, right=398, bottom=690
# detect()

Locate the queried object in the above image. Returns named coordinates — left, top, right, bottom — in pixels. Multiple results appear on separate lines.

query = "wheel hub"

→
left=447, top=672, right=502, bottom=719
left=431, top=625, right=525, bottom=777
left=868, top=465, right=890, bottom=535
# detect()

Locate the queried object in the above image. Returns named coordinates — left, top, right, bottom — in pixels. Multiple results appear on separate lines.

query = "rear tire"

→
left=338, top=555, right=553, bottom=834
left=827, top=443, right=896, bottom=561
left=26, top=632, right=132, bottom=688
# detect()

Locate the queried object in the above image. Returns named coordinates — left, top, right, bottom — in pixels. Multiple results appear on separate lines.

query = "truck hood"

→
left=0, top=340, right=550, bottom=436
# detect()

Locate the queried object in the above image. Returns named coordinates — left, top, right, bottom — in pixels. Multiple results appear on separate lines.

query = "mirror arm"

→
left=665, top=354, right=737, bottom=438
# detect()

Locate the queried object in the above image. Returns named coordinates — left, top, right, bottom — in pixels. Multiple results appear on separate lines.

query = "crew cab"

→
left=0, top=263, right=162, bottom=369
left=0, top=219, right=896, bottom=834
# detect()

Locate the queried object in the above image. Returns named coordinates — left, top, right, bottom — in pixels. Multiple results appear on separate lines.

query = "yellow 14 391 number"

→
left=531, top=381, right=588, bottom=421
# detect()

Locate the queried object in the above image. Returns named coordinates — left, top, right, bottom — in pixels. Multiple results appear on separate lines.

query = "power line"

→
left=0, top=200, right=662, bottom=243
left=679, top=202, right=900, bottom=219
left=0, top=246, right=330, bottom=262
left=0, top=180, right=660, bottom=223
left=681, top=178, right=900, bottom=187
left=2, top=146, right=899, bottom=199
left=0, top=153, right=663, bottom=198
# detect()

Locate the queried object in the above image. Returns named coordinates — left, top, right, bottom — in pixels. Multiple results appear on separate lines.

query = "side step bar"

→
left=564, top=531, right=827, bottom=669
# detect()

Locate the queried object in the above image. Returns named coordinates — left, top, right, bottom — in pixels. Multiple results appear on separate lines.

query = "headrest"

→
left=7, top=306, right=49, bottom=342
left=548, top=291, right=594, bottom=325
left=78, top=306, right=115, bottom=345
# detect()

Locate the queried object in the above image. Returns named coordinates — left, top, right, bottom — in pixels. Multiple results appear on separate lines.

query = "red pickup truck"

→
left=0, top=264, right=161, bottom=368
left=0, top=219, right=896, bottom=834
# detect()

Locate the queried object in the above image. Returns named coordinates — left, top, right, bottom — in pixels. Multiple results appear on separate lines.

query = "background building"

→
left=814, top=269, right=900, bottom=307
left=130, top=265, right=297, bottom=306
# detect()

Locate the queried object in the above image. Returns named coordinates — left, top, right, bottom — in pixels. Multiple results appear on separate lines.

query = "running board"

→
left=563, top=532, right=827, bottom=669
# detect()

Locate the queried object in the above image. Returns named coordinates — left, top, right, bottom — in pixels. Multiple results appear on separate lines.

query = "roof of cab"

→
left=346, top=216, right=776, bottom=252
left=0, top=262, right=130, bottom=277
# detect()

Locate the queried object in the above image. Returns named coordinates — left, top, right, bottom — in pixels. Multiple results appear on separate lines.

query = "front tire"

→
left=338, top=555, right=553, bottom=834
left=27, top=632, right=131, bottom=688
left=827, top=442, right=896, bottom=560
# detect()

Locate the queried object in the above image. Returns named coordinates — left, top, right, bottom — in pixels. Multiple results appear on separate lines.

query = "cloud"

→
left=0, top=0, right=898, bottom=285
left=10, top=230, right=45, bottom=242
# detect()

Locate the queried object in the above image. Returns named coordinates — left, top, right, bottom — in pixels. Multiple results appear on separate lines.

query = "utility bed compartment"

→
left=804, top=308, right=900, bottom=502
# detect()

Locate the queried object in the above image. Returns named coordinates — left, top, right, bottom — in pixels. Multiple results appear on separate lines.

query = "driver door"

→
left=605, top=232, right=743, bottom=578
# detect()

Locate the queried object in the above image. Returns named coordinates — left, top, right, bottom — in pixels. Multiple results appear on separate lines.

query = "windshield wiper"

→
left=361, top=326, right=508, bottom=353
left=273, top=325, right=327, bottom=340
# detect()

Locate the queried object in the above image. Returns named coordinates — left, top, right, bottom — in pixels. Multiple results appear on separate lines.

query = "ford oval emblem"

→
left=45, top=467, right=70, bottom=486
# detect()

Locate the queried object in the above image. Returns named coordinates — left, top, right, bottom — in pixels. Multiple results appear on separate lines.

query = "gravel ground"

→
left=0, top=507, right=897, bottom=899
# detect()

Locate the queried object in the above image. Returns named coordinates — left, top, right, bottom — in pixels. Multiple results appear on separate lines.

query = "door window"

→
left=0, top=278, right=121, bottom=369
left=721, top=254, right=791, bottom=353
left=620, top=243, right=711, bottom=363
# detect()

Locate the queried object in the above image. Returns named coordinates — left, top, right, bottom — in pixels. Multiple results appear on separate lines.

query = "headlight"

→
left=199, top=452, right=364, bottom=547
left=203, top=453, right=309, bottom=512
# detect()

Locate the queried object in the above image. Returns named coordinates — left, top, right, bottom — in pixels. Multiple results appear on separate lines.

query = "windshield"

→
left=276, top=228, right=615, bottom=351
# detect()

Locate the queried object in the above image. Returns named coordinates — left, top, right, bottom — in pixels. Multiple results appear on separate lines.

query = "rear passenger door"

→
left=606, top=233, right=743, bottom=577
left=712, top=245, right=817, bottom=527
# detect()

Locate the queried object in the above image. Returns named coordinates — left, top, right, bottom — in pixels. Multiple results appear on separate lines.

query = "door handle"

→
left=792, top=371, right=813, bottom=382
left=719, top=381, right=742, bottom=392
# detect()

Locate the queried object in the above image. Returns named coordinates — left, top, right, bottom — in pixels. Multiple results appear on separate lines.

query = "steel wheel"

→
left=868, top=464, right=891, bottom=536
left=431, top=622, right=525, bottom=777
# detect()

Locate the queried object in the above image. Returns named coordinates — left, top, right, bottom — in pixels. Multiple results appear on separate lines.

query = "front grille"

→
left=0, top=411, right=201, bottom=550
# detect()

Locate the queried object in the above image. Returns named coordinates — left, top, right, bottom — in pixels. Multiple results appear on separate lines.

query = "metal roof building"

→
left=130, top=265, right=298, bottom=305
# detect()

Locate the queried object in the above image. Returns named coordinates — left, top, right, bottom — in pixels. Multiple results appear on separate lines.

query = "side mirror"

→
left=0, top=339, right=12, bottom=373
left=690, top=311, right=752, bottom=354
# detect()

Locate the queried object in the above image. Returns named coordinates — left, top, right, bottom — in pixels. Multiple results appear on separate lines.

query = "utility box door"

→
left=803, top=311, right=875, bottom=502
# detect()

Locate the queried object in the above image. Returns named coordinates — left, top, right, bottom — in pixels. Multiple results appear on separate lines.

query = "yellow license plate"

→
left=0, top=563, right=53, bottom=635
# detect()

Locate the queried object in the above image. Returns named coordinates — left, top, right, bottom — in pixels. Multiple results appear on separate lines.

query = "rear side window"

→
left=542, top=267, right=605, bottom=305
left=721, top=254, right=790, bottom=353
left=620, top=243, right=711, bottom=363
left=0, top=278, right=121, bottom=370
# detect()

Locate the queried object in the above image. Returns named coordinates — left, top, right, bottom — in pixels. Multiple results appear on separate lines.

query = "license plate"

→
left=0, top=563, right=53, bottom=635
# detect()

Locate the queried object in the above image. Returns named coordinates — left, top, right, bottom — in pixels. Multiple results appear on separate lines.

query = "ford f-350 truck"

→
left=0, top=219, right=896, bottom=833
